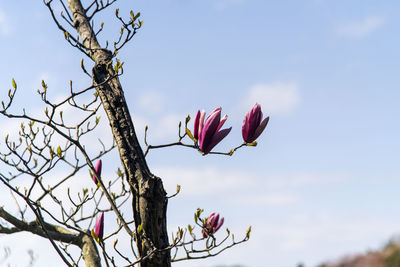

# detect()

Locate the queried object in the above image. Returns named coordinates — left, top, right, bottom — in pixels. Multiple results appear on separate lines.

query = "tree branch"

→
left=0, top=206, right=101, bottom=267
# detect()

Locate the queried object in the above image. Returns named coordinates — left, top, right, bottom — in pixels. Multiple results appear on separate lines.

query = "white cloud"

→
left=153, top=113, right=183, bottom=139
left=32, top=72, right=59, bottom=93
left=154, top=166, right=347, bottom=206
left=243, top=82, right=300, bottom=115
left=155, top=166, right=247, bottom=196
left=135, top=91, right=187, bottom=141
left=336, top=16, right=385, bottom=38
left=132, top=113, right=147, bottom=139
left=0, top=8, right=11, bottom=36
left=135, top=113, right=185, bottom=143
left=252, top=214, right=400, bottom=264
left=231, top=193, right=298, bottom=206
left=137, top=91, right=164, bottom=115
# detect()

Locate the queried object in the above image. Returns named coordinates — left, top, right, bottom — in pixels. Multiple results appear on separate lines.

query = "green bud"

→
left=11, top=78, right=16, bottom=89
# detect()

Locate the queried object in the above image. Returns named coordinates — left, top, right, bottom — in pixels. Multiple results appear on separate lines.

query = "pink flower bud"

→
left=93, top=160, right=102, bottom=185
left=193, top=108, right=231, bottom=154
left=242, top=103, right=269, bottom=143
left=202, top=212, right=224, bottom=238
left=94, top=212, right=104, bottom=240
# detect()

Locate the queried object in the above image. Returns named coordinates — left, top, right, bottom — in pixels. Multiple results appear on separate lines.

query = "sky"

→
left=0, top=0, right=400, bottom=266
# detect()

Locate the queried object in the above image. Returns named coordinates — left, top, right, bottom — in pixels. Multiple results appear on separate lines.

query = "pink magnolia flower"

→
left=92, top=212, right=104, bottom=243
left=242, top=103, right=269, bottom=143
left=202, top=212, right=224, bottom=238
left=92, top=160, right=102, bottom=185
left=193, top=108, right=231, bottom=154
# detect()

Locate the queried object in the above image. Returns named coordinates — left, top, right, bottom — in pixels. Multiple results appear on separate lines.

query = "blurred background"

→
left=0, top=0, right=400, bottom=266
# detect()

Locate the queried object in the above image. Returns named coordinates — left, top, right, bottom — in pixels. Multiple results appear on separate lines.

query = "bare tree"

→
left=0, top=0, right=266, bottom=266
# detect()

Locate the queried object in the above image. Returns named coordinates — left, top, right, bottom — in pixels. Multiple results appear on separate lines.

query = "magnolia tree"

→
left=0, top=1, right=269, bottom=266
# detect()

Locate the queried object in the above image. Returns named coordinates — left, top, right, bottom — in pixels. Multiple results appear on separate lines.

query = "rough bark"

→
left=81, top=233, right=102, bottom=267
left=67, top=0, right=171, bottom=266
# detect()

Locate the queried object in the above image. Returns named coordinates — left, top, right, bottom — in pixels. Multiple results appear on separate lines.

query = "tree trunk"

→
left=67, top=1, right=171, bottom=266
left=81, top=233, right=102, bottom=267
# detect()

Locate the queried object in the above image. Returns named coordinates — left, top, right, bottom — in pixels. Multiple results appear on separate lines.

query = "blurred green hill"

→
left=316, top=238, right=400, bottom=267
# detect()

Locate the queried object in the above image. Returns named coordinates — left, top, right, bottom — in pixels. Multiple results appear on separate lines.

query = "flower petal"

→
left=211, top=213, right=220, bottom=229
left=206, top=212, right=216, bottom=226
left=204, top=127, right=232, bottom=154
left=193, top=110, right=201, bottom=140
left=252, top=116, right=269, bottom=142
left=216, top=114, right=228, bottom=133
left=199, top=108, right=221, bottom=153
left=202, top=229, right=208, bottom=238
left=198, top=110, right=205, bottom=139
left=215, top=217, right=224, bottom=232
left=242, top=110, right=251, bottom=142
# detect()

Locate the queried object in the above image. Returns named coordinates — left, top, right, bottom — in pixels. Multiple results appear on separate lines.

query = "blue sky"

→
left=0, top=0, right=400, bottom=266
